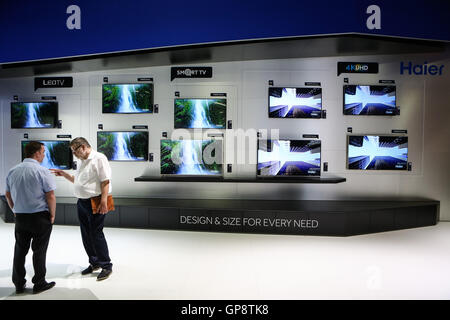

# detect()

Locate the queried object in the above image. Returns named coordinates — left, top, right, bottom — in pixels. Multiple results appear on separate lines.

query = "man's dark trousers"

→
left=12, top=211, right=52, bottom=288
left=77, top=198, right=112, bottom=270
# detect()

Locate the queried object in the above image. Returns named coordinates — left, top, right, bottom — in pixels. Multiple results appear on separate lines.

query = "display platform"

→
left=0, top=196, right=438, bottom=236
left=134, top=175, right=346, bottom=184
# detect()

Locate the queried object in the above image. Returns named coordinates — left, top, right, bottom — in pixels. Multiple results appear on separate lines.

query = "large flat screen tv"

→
left=97, top=131, right=149, bottom=161
left=161, top=139, right=223, bottom=176
left=102, top=83, right=153, bottom=113
left=174, top=98, right=226, bottom=129
left=21, top=140, right=72, bottom=170
left=11, top=102, right=59, bottom=128
left=343, top=85, right=397, bottom=115
left=257, top=139, right=321, bottom=176
left=269, top=87, right=322, bottom=118
left=347, top=135, right=408, bottom=170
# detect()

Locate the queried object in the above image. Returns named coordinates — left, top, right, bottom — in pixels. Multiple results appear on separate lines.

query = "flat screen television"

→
left=102, top=83, right=153, bottom=113
left=11, top=102, right=59, bottom=128
left=97, top=131, right=149, bottom=161
left=174, top=98, right=226, bottom=129
left=347, top=135, right=408, bottom=170
left=268, top=87, right=322, bottom=118
left=21, top=140, right=72, bottom=170
left=343, top=85, right=397, bottom=115
left=160, top=139, right=223, bottom=176
left=257, top=139, right=321, bottom=176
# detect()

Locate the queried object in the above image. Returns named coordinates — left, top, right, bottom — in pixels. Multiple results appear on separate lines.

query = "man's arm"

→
left=50, top=169, right=74, bottom=183
left=5, top=191, right=14, bottom=212
left=98, top=180, right=110, bottom=214
left=45, top=190, right=56, bottom=224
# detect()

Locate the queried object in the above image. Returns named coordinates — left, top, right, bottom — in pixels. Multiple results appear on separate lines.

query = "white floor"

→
left=0, top=218, right=449, bottom=300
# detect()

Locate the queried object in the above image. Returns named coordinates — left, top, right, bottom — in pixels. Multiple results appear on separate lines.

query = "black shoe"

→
left=81, top=265, right=100, bottom=275
left=15, top=284, right=26, bottom=294
left=97, top=269, right=112, bottom=281
left=33, top=281, right=55, bottom=294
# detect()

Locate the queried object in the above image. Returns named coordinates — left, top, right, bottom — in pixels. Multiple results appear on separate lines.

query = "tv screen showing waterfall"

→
left=269, top=87, right=322, bottom=118
left=174, top=98, right=227, bottom=129
left=21, top=140, right=72, bottom=170
left=160, top=140, right=223, bottom=176
left=257, top=140, right=321, bottom=176
left=97, top=131, right=149, bottom=161
left=11, top=102, right=59, bottom=129
left=347, top=135, right=408, bottom=170
left=344, top=85, right=397, bottom=115
left=102, top=83, right=153, bottom=113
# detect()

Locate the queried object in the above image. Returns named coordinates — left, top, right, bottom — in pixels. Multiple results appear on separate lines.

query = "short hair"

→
left=70, top=137, right=91, bottom=149
left=25, top=141, right=44, bottom=158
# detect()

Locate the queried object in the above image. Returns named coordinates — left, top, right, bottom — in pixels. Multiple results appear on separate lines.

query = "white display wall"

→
left=1, top=52, right=449, bottom=220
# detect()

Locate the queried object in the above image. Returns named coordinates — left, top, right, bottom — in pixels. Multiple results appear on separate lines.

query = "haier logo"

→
left=400, top=62, right=444, bottom=75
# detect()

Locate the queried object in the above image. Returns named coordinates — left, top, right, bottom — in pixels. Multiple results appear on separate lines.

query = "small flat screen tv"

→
left=102, top=83, right=153, bottom=113
left=343, top=85, right=397, bottom=115
left=174, top=98, right=226, bottom=129
left=257, top=140, right=321, bottom=176
left=97, top=131, right=149, bottom=161
left=11, top=102, right=59, bottom=128
left=347, top=135, right=408, bottom=170
left=269, top=87, right=322, bottom=118
left=161, top=139, right=223, bottom=176
left=21, top=140, right=72, bottom=170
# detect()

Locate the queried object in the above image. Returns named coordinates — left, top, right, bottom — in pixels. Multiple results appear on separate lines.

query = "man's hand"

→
left=98, top=199, right=108, bottom=215
left=50, top=169, right=74, bottom=183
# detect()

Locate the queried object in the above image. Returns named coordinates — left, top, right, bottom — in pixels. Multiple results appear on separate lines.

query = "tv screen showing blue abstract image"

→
left=269, top=87, right=322, bottom=118
left=11, top=102, right=58, bottom=128
left=347, top=135, right=408, bottom=170
left=21, top=140, right=72, bottom=170
left=102, top=83, right=153, bottom=113
left=257, top=140, right=321, bottom=176
left=97, top=131, right=149, bottom=161
left=160, top=140, right=223, bottom=176
left=344, top=85, right=397, bottom=115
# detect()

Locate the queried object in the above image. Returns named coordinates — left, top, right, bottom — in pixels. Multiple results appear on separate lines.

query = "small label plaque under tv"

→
left=133, top=125, right=148, bottom=130
left=41, top=96, right=57, bottom=100
left=211, top=93, right=226, bottom=97
left=392, top=129, right=407, bottom=134
left=380, top=80, right=395, bottom=84
left=57, top=134, right=72, bottom=139
left=305, top=82, right=321, bottom=86
left=302, top=134, right=319, bottom=139
left=137, top=77, right=153, bottom=82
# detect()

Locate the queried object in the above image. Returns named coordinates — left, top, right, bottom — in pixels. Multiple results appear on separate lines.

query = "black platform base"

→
left=0, top=196, right=439, bottom=236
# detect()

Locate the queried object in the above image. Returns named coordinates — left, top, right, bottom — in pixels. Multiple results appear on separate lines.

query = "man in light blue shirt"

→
left=5, top=141, right=57, bottom=294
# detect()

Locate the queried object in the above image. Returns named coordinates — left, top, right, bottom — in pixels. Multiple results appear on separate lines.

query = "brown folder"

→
left=90, top=195, right=115, bottom=214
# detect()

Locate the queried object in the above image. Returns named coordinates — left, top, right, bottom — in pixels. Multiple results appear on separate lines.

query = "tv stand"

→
left=0, top=196, right=439, bottom=236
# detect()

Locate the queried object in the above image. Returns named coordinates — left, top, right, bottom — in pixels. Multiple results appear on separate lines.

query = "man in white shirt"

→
left=51, top=137, right=113, bottom=281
